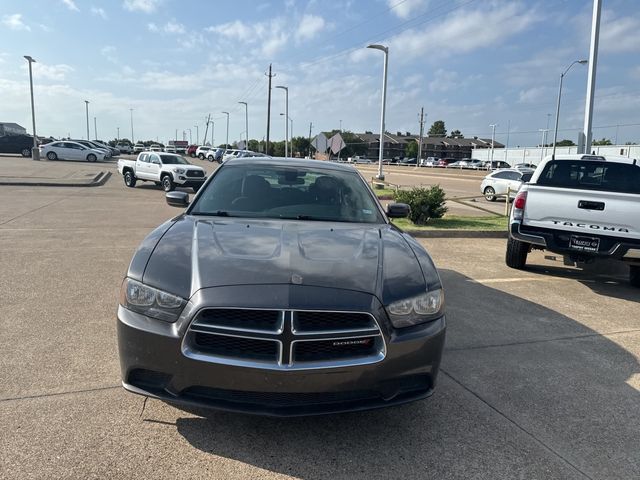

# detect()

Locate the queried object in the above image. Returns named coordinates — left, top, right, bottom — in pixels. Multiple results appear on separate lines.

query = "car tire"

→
left=484, top=186, right=496, bottom=201
left=630, top=265, right=640, bottom=288
left=207, top=155, right=214, bottom=162
left=46, top=151, right=57, bottom=161
left=87, top=153, right=97, bottom=162
left=161, top=175, right=175, bottom=192
left=506, top=237, right=529, bottom=269
left=123, top=170, right=137, bottom=187
left=21, top=148, right=31, bottom=157
left=198, top=153, right=205, bottom=159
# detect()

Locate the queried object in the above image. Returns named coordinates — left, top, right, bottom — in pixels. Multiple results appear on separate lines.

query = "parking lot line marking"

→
left=442, top=369, right=595, bottom=480
left=469, top=277, right=565, bottom=284
left=0, top=385, right=120, bottom=403
left=445, top=328, right=640, bottom=353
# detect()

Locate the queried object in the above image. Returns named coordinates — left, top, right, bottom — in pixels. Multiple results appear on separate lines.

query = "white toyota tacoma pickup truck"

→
left=117, top=151, right=207, bottom=192
left=507, top=154, right=640, bottom=287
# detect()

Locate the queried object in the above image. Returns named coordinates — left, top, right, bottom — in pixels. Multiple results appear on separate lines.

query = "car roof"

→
left=224, top=156, right=360, bottom=172
left=542, top=154, right=638, bottom=165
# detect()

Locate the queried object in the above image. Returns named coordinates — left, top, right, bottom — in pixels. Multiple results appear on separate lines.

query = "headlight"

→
left=174, top=168, right=186, bottom=174
left=386, top=288, right=444, bottom=328
left=119, top=278, right=186, bottom=322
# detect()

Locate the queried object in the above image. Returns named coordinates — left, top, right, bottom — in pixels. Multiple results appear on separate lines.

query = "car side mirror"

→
left=386, top=203, right=410, bottom=218
left=166, top=191, right=189, bottom=208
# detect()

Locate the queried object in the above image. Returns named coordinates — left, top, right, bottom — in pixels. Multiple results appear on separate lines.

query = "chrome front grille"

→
left=183, top=308, right=385, bottom=370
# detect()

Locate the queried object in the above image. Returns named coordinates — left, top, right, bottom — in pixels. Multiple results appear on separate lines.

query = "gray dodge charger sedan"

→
left=117, top=157, right=446, bottom=416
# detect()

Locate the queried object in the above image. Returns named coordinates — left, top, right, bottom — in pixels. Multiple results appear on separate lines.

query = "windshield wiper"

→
left=193, top=210, right=231, bottom=217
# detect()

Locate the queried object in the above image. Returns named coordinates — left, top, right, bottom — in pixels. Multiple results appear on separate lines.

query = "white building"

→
left=0, top=122, right=27, bottom=135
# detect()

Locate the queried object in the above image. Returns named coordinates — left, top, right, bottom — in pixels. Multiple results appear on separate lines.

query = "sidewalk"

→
left=0, top=155, right=112, bottom=187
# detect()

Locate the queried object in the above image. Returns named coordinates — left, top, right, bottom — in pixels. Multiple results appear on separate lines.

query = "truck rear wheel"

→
left=630, top=265, right=640, bottom=288
left=506, top=237, right=529, bottom=269
left=123, top=170, right=136, bottom=187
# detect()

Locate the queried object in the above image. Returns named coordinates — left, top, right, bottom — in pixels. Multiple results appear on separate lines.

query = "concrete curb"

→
left=0, top=171, right=111, bottom=187
left=404, top=229, right=508, bottom=238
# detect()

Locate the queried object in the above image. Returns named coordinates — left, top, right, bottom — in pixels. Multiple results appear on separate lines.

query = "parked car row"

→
left=40, top=140, right=110, bottom=162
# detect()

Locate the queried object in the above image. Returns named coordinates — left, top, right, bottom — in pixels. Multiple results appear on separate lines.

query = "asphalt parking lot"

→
left=1, top=157, right=639, bottom=479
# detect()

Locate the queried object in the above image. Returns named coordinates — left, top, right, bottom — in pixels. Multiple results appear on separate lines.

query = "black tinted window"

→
left=492, top=171, right=511, bottom=179
left=538, top=160, right=640, bottom=194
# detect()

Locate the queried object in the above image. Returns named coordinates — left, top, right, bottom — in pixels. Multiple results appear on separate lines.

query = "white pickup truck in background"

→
left=507, top=154, right=640, bottom=287
left=117, top=151, right=207, bottom=192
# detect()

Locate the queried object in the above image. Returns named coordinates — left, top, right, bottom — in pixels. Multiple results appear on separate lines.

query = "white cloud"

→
left=295, top=14, right=326, bottom=41
left=518, top=86, right=552, bottom=104
left=62, top=0, right=80, bottom=12
left=101, top=46, right=118, bottom=63
left=600, top=14, right=640, bottom=53
left=123, top=0, right=160, bottom=13
left=388, top=0, right=428, bottom=19
left=387, top=3, right=538, bottom=62
left=428, top=69, right=457, bottom=93
left=2, top=13, right=30, bottom=31
left=147, top=22, right=158, bottom=32
left=163, top=20, right=185, bottom=34
left=207, top=17, right=290, bottom=57
left=91, top=7, right=108, bottom=20
left=28, top=63, right=75, bottom=81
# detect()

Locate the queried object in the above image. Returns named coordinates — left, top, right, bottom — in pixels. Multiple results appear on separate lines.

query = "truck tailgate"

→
left=523, top=186, right=640, bottom=240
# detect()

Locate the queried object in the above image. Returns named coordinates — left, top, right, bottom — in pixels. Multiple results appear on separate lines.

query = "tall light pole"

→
left=552, top=60, right=588, bottom=156
left=117, top=127, right=120, bottom=141
left=84, top=100, right=90, bottom=140
left=582, top=0, right=601, bottom=154
left=222, top=111, right=229, bottom=148
left=539, top=129, right=549, bottom=162
left=489, top=123, right=498, bottom=167
left=210, top=120, right=214, bottom=146
left=130, top=108, right=134, bottom=144
left=238, top=102, right=248, bottom=151
left=280, top=113, right=293, bottom=156
left=94, top=117, right=97, bottom=140
left=275, top=86, right=288, bottom=158
left=194, top=125, right=199, bottom=145
left=187, top=128, right=192, bottom=144
left=367, top=44, right=389, bottom=180
left=23, top=55, right=38, bottom=160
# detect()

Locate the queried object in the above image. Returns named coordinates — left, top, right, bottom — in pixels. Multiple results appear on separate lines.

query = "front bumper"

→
left=510, top=221, right=640, bottom=261
left=117, top=285, right=446, bottom=416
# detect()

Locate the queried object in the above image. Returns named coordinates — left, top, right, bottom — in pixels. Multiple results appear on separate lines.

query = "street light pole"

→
left=280, top=113, right=293, bottom=156
left=130, top=108, right=134, bottom=144
left=367, top=44, right=389, bottom=180
left=222, top=111, right=229, bottom=148
left=582, top=0, right=601, bottom=154
left=117, top=127, right=120, bottom=141
left=552, top=60, right=588, bottom=156
left=489, top=124, right=498, bottom=168
left=187, top=128, right=192, bottom=144
left=23, top=55, right=38, bottom=160
left=84, top=100, right=90, bottom=140
left=539, top=129, right=549, bottom=162
left=238, top=102, right=248, bottom=151
left=194, top=125, right=199, bottom=145
left=275, top=86, right=288, bottom=158
left=94, top=117, right=97, bottom=140
left=210, top=121, right=214, bottom=146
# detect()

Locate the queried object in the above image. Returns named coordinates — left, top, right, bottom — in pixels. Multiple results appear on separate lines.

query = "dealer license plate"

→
left=569, top=235, right=600, bottom=253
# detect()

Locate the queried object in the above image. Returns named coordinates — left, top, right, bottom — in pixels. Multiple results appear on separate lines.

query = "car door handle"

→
left=578, top=200, right=605, bottom=210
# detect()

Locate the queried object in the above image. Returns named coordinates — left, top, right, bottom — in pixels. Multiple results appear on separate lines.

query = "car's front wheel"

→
left=630, top=265, right=640, bottom=288
left=198, top=153, right=205, bottom=159
left=484, top=186, right=496, bottom=201
left=21, top=148, right=31, bottom=157
left=161, top=175, right=175, bottom=192
left=506, top=237, right=529, bottom=269
left=46, top=151, right=57, bottom=161
left=123, top=170, right=137, bottom=187
left=87, top=153, right=97, bottom=162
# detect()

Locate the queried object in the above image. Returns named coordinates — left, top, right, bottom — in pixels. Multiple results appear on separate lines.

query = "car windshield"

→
left=191, top=164, right=384, bottom=223
left=537, top=160, right=640, bottom=194
left=160, top=155, right=189, bottom=164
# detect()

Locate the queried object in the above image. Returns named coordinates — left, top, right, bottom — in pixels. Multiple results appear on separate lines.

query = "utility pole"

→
left=415, top=107, right=425, bottom=169
left=308, top=122, right=313, bottom=158
left=202, top=114, right=211, bottom=145
left=265, top=64, right=275, bottom=155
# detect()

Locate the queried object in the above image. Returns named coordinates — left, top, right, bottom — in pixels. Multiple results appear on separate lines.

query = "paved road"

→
left=1, top=168, right=638, bottom=479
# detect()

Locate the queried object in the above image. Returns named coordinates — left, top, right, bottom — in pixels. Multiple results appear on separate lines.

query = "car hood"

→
left=139, top=217, right=435, bottom=304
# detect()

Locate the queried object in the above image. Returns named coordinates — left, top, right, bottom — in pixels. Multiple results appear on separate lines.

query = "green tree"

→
left=592, top=138, right=612, bottom=146
left=405, top=140, right=418, bottom=158
left=449, top=129, right=463, bottom=138
left=428, top=120, right=447, bottom=137
left=291, top=136, right=310, bottom=157
left=556, top=139, right=576, bottom=146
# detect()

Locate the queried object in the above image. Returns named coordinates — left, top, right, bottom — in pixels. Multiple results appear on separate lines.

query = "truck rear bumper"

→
left=510, top=221, right=640, bottom=261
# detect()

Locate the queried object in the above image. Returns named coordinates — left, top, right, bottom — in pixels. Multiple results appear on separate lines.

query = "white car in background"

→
left=480, top=168, right=533, bottom=201
left=150, top=144, right=163, bottom=152
left=195, top=146, right=212, bottom=159
left=40, top=141, right=106, bottom=162
left=221, top=149, right=243, bottom=162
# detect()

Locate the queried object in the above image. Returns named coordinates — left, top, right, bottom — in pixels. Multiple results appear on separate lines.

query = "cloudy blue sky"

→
left=1, top=0, right=639, bottom=146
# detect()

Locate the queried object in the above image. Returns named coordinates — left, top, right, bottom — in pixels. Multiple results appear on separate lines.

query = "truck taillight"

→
left=513, top=191, right=527, bottom=220
left=514, top=191, right=527, bottom=210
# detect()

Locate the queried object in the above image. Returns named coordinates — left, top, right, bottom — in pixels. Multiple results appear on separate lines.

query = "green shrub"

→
left=394, top=185, right=447, bottom=224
